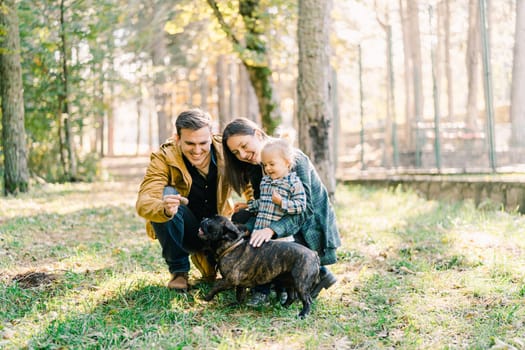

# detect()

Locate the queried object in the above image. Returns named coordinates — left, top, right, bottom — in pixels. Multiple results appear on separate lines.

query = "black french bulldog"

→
left=198, top=215, right=320, bottom=318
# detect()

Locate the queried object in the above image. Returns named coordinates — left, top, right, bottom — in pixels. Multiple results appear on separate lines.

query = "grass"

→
left=1, top=177, right=524, bottom=349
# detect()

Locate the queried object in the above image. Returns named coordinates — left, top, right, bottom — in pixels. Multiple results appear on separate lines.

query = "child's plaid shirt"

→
left=248, top=171, right=306, bottom=230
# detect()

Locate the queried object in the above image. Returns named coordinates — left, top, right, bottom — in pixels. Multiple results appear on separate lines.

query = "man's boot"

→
left=168, top=272, right=189, bottom=291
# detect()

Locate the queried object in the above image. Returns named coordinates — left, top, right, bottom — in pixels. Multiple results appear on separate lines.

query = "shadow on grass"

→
left=1, top=268, right=115, bottom=324
left=26, top=283, right=180, bottom=348
left=1, top=271, right=207, bottom=348
left=23, top=280, right=286, bottom=349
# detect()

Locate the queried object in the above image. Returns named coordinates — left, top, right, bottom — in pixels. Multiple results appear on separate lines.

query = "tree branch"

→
left=206, top=0, right=241, bottom=47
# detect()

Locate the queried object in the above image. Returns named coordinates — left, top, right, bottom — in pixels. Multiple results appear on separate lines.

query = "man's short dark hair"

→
left=175, top=109, right=212, bottom=136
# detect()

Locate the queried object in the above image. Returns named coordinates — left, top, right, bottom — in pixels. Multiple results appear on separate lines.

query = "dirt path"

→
left=101, top=156, right=149, bottom=182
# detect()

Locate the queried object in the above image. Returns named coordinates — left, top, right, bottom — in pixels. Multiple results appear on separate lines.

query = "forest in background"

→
left=1, top=0, right=525, bottom=192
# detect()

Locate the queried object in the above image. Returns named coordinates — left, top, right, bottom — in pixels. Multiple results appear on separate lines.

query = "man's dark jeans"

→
left=151, top=186, right=203, bottom=273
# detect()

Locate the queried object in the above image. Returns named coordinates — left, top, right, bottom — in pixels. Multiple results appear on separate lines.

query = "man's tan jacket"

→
left=136, top=135, right=233, bottom=240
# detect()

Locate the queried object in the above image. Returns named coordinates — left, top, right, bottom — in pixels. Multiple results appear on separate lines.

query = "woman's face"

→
left=226, top=131, right=264, bottom=165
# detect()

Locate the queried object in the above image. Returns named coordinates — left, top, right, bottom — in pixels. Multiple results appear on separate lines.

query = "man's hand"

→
left=249, top=228, right=274, bottom=247
left=163, top=194, right=188, bottom=217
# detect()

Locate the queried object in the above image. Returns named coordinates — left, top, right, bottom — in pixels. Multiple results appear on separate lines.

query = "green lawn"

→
left=1, top=180, right=524, bottom=349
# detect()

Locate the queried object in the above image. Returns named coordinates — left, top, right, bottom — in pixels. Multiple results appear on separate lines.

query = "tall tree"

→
left=59, top=0, right=77, bottom=180
left=119, top=0, right=177, bottom=145
left=216, top=54, right=228, bottom=130
left=510, top=0, right=525, bottom=147
left=207, top=0, right=281, bottom=134
left=228, top=59, right=237, bottom=120
left=0, top=0, right=29, bottom=195
left=238, top=62, right=259, bottom=122
left=443, top=0, right=454, bottom=120
left=399, top=0, right=414, bottom=149
left=17, top=0, right=119, bottom=181
left=465, top=0, right=480, bottom=129
left=297, top=0, right=335, bottom=198
left=150, top=0, right=171, bottom=143
left=406, top=1, right=423, bottom=114
left=407, top=0, right=423, bottom=166
left=399, top=0, right=423, bottom=164
left=376, top=2, right=395, bottom=168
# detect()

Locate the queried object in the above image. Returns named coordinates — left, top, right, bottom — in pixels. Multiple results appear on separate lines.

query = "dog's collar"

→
left=218, top=237, right=245, bottom=260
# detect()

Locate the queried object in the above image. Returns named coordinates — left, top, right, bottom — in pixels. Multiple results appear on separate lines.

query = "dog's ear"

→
left=223, top=219, right=243, bottom=240
left=234, top=223, right=250, bottom=237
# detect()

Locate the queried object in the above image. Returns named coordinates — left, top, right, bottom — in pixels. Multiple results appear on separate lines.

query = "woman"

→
left=222, top=118, right=341, bottom=303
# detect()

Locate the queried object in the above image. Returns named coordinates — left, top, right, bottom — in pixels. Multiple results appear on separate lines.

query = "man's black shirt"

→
left=182, top=146, right=218, bottom=222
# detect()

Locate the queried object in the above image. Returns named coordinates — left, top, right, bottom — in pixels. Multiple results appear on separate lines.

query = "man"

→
left=136, top=108, right=233, bottom=291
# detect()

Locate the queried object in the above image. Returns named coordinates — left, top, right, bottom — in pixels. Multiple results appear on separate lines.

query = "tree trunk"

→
left=239, top=62, right=260, bottom=123
left=60, top=0, right=77, bottom=180
left=331, top=67, right=340, bottom=174
left=92, top=59, right=104, bottom=157
left=399, top=0, right=414, bottom=149
left=243, top=64, right=280, bottom=134
left=217, top=55, right=228, bottom=131
left=444, top=0, right=454, bottom=120
left=239, top=63, right=249, bottom=119
left=466, top=0, right=481, bottom=130
left=430, top=4, right=442, bottom=169
left=153, top=86, right=169, bottom=144
left=0, top=0, right=29, bottom=195
left=376, top=5, right=394, bottom=168
left=187, top=78, right=194, bottom=107
left=206, top=0, right=281, bottom=134
left=136, top=98, right=143, bottom=156
left=297, top=0, right=335, bottom=199
left=436, top=1, right=443, bottom=116
left=101, top=38, right=116, bottom=157
left=107, top=101, right=115, bottom=155
left=407, top=0, right=424, bottom=167
left=150, top=0, right=170, bottom=143
left=98, top=105, right=105, bottom=157
left=510, top=0, right=525, bottom=147
left=148, top=109, right=154, bottom=153
left=200, top=65, right=209, bottom=110
left=238, top=0, right=280, bottom=134
left=228, top=60, right=237, bottom=120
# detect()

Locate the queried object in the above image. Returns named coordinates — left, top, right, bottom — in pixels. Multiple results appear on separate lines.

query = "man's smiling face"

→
left=176, top=127, right=212, bottom=168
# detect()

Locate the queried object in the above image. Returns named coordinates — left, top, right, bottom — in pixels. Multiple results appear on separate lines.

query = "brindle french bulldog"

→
left=198, top=215, right=320, bottom=318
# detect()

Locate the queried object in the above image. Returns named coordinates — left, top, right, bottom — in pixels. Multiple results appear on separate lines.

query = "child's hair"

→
left=261, top=137, right=297, bottom=167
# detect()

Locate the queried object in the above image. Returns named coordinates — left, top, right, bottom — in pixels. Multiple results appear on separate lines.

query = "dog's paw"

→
left=297, top=309, right=310, bottom=318
left=281, top=300, right=293, bottom=308
left=203, top=294, right=214, bottom=301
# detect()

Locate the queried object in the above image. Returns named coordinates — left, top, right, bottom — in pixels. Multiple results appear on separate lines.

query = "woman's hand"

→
left=249, top=228, right=274, bottom=247
left=234, top=202, right=249, bottom=213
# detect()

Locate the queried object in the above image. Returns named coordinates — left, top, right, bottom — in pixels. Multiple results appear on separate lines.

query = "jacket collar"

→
left=163, top=135, right=224, bottom=171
